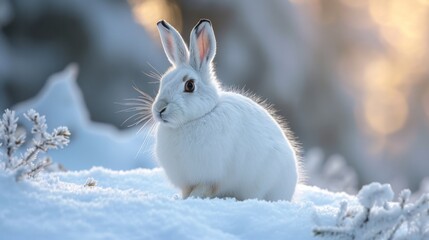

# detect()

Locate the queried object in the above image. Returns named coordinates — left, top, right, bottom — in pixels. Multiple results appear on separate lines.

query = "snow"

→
left=358, top=182, right=394, bottom=208
left=315, top=183, right=429, bottom=239
left=0, top=167, right=354, bottom=240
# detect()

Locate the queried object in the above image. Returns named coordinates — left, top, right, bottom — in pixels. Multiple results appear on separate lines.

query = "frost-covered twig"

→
left=84, top=177, right=97, bottom=187
left=26, top=158, right=52, bottom=178
left=314, top=182, right=429, bottom=240
left=0, top=109, right=26, bottom=168
left=387, top=189, right=411, bottom=239
left=0, top=109, right=70, bottom=180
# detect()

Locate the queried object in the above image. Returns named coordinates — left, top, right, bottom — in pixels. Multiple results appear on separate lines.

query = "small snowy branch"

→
left=0, top=109, right=26, bottom=168
left=0, top=109, right=71, bottom=180
left=84, top=177, right=97, bottom=187
left=313, top=227, right=353, bottom=239
left=25, top=109, right=48, bottom=137
left=314, top=182, right=429, bottom=240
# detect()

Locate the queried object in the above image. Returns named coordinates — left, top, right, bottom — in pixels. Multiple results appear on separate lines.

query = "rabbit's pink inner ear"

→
left=197, top=28, right=209, bottom=63
left=166, top=35, right=175, bottom=59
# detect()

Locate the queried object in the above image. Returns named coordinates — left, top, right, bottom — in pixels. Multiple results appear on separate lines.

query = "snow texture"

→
left=0, top=167, right=353, bottom=240
left=358, top=183, right=394, bottom=208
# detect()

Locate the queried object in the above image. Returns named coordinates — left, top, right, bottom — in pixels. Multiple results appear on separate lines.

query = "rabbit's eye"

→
left=184, top=79, right=195, bottom=93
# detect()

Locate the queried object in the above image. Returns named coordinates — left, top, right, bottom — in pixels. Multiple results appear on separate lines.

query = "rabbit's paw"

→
left=185, top=184, right=218, bottom=199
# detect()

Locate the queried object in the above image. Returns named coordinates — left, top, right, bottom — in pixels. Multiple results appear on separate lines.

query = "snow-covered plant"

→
left=314, top=182, right=429, bottom=239
left=0, top=109, right=26, bottom=168
left=0, top=109, right=70, bottom=180
left=84, top=177, right=97, bottom=187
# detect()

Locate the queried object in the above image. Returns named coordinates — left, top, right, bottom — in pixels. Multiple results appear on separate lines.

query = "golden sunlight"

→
left=288, top=0, right=429, bottom=137
left=129, top=0, right=183, bottom=40
left=364, top=88, right=408, bottom=135
left=363, top=58, right=409, bottom=135
left=370, top=0, right=428, bottom=58
left=363, top=0, right=428, bottom=135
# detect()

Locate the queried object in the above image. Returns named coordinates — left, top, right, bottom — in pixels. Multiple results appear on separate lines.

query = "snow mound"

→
left=13, top=65, right=155, bottom=170
left=0, top=167, right=354, bottom=240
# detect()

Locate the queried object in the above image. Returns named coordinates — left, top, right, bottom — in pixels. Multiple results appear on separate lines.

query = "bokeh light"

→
left=129, top=0, right=183, bottom=39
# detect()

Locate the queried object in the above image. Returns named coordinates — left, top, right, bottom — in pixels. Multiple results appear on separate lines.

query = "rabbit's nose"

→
left=159, top=106, right=167, bottom=119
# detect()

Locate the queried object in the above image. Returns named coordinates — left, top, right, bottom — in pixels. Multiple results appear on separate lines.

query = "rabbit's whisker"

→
left=147, top=62, right=162, bottom=79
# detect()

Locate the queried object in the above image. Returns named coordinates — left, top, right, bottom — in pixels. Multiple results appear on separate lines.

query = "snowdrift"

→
left=0, top=167, right=351, bottom=240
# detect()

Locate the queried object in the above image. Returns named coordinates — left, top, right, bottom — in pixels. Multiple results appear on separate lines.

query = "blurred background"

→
left=1, top=0, right=428, bottom=194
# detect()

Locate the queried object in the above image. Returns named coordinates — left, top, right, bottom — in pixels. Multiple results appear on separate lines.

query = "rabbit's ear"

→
left=189, top=19, right=216, bottom=71
left=157, top=20, right=189, bottom=66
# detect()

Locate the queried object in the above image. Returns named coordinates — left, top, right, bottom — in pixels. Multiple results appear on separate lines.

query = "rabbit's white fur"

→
left=152, top=19, right=299, bottom=201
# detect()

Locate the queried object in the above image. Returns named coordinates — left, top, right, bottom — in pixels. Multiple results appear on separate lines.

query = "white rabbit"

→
left=152, top=19, right=300, bottom=201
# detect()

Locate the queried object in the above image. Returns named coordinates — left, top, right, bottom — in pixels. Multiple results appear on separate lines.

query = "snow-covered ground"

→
left=0, top=167, right=352, bottom=240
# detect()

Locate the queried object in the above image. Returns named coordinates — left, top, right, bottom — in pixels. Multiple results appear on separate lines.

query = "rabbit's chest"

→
left=156, top=124, right=230, bottom=184
left=158, top=126, right=225, bottom=162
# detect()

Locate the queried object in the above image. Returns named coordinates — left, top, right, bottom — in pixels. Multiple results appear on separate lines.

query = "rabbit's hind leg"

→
left=188, top=183, right=219, bottom=199
left=181, top=185, right=195, bottom=199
